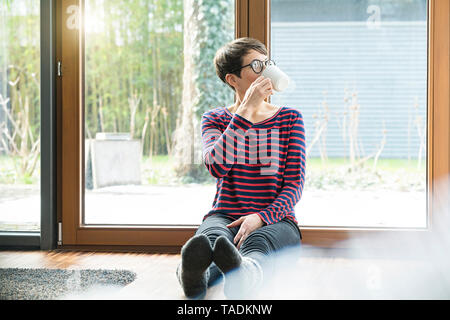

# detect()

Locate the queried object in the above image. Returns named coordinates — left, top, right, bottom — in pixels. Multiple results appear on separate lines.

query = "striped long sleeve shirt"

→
left=201, top=106, right=306, bottom=225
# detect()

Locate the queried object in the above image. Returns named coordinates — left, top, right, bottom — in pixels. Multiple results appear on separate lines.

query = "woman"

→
left=176, top=37, right=306, bottom=299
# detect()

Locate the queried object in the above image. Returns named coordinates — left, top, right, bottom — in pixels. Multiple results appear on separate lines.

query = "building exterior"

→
left=271, top=0, right=427, bottom=159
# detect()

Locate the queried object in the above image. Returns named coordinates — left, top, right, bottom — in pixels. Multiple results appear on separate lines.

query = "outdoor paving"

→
left=0, top=184, right=427, bottom=231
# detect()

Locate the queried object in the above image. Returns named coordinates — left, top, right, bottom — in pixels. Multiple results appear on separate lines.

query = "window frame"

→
left=56, top=0, right=449, bottom=251
left=0, top=0, right=56, bottom=250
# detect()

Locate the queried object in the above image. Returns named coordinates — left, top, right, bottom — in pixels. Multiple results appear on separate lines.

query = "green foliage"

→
left=1, top=0, right=237, bottom=183
left=2, top=1, right=40, bottom=140
left=84, top=0, right=184, bottom=154
left=0, top=155, right=39, bottom=184
left=141, top=155, right=214, bottom=185
left=20, top=172, right=33, bottom=185
left=1, top=1, right=41, bottom=184
left=191, top=0, right=235, bottom=118
left=83, top=0, right=236, bottom=155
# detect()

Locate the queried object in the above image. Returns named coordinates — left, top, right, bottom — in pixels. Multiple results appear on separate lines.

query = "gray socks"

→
left=213, top=235, right=242, bottom=273
left=176, top=234, right=213, bottom=299
left=213, top=235, right=263, bottom=299
left=177, top=234, right=264, bottom=299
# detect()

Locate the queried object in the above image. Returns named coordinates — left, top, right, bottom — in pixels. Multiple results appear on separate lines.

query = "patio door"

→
left=58, top=0, right=449, bottom=250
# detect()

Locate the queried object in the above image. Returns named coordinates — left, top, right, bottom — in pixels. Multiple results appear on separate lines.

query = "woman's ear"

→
left=225, top=73, right=237, bottom=90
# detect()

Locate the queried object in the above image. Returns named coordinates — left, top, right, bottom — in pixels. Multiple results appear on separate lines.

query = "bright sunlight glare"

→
left=84, top=0, right=105, bottom=34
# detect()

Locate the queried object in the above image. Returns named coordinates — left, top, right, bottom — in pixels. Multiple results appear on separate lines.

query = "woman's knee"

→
left=239, top=220, right=300, bottom=255
left=239, top=230, right=273, bottom=255
left=196, top=225, right=233, bottom=242
left=195, top=215, right=236, bottom=244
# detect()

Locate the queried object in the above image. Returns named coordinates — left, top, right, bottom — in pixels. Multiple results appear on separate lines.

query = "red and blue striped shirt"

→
left=201, top=106, right=306, bottom=225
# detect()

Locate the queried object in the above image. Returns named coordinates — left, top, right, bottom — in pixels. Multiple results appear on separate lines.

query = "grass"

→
left=0, top=155, right=40, bottom=185
left=305, top=157, right=425, bottom=192
left=141, top=154, right=180, bottom=185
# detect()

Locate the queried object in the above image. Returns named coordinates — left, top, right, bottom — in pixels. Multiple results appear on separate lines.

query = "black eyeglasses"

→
left=231, top=59, right=276, bottom=74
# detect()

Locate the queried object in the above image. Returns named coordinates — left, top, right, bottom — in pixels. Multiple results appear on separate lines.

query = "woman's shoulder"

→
left=279, top=106, right=304, bottom=119
left=201, top=107, right=230, bottom=128
left=203, top=105, right=304, bottom=122
left=203, top=106, right=226, bottom=115
left=203, top=106, right=228, bottom=118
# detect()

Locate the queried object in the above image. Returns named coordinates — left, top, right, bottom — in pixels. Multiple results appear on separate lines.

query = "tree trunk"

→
left=98, top=95, right=105, bottom=132
left=149, top=28, right=159, bottom=160
left=172, top=0, right=201, bottom=177
left=141, top=105, right=150, bottom=156
left=172, top=0, right=235, bottom=178
left=129, top=89, right=140, bottom=139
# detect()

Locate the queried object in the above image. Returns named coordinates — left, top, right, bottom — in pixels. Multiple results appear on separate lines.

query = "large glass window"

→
left=271, top=0, right=427, bottom=227
left=0, top=0, right=41, bottom=232
left=83, top=0, right=235, bottom=225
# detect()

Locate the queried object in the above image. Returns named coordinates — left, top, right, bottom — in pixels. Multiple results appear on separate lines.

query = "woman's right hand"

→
left=237, top=76, right=273, bottom=114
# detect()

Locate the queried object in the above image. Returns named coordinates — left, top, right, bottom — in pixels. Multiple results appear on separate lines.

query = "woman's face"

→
left=226, top=49, right=268, bottom=96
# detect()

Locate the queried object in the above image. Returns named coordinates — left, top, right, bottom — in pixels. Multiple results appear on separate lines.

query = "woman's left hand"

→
left=227, top=214, right=265, bottom=250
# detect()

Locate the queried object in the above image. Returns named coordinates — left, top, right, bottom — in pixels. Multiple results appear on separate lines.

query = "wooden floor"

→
left=0, top=248, right=447, bottom=299
left=0, top=249, right=224, bottom=299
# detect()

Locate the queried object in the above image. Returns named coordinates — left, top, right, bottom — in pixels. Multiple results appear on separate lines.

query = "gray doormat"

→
left=0, top=268, right=137, bottom=300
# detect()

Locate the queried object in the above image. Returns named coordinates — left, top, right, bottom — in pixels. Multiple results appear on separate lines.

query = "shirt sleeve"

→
left=201, top=111, right=254, bottom=178
left=256, top=111, right=306, bottom=225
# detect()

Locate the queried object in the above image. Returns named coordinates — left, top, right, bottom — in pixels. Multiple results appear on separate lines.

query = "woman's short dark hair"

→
left=214, top=37, right=268, bottom=91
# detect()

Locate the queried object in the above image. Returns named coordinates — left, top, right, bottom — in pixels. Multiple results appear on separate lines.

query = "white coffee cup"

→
left=261, top=64, right=290, bottom=92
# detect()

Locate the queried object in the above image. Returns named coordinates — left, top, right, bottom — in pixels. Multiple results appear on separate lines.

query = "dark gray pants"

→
left=195, top=213, right=302, bottom=287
